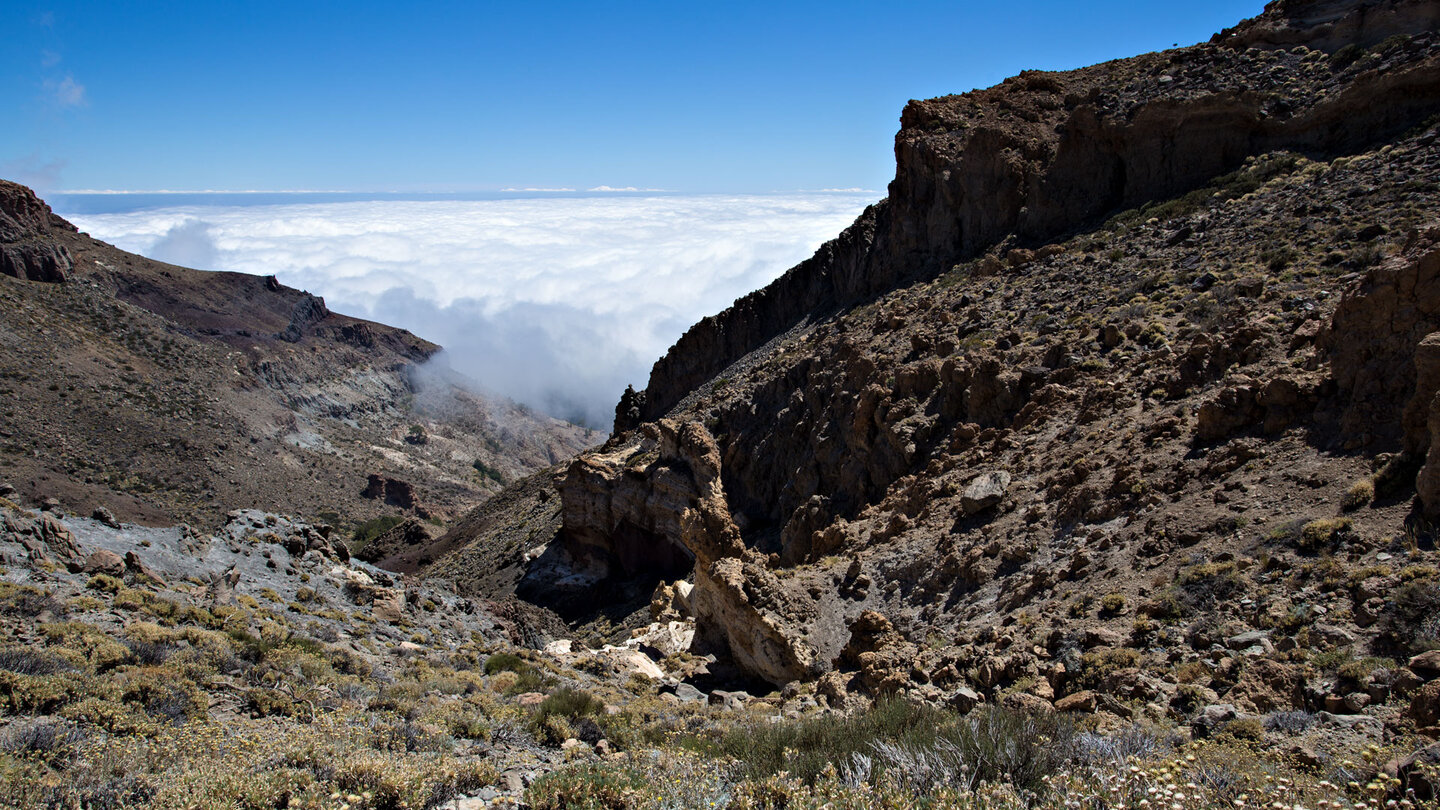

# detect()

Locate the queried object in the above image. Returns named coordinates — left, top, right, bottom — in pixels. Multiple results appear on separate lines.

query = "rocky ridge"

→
left=631, top=0, right=1440, bottom=426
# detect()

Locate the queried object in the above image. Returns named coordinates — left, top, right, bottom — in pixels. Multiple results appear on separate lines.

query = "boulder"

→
left=1192, top=703, right=1240, bottom=737
left=1223, top=659, right=1302, bottom=713
left=1055, top=690, right=1099, bottom=713
left=1225, top=629, right=1271, bottom=650
left=841, top=611, right=920, bottom=695
left=625, top=621, right=694, bottom=658
left=1411, top=680, right=1440, bottom=727
left=370, top=589, right=406, bottom=624
left=709, top=690, right=749, bottom=711
left=961, top=471, right=1011, bottom=515
left=123, top=551, right=166, bottom=587
left=1410, top=650, right=1440, bottom=678
left=83, top=549, right=125, bottom=577
left=1383, top=743, right=1440, bottom=802
left=1002, top=692, right=1055, bottom=714
left=671, top=682, right=707, bottom=704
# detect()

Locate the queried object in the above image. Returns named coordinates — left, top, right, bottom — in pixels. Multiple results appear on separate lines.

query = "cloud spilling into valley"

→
left=66, top=193, right=874, bottom=427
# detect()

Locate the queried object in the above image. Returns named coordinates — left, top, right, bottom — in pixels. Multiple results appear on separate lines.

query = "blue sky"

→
left=4, top=1, right=1265, bottom=194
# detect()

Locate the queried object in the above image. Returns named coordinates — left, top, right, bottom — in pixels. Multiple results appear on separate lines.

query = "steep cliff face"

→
left=541, top=0, right=1440, bottom=697
left=637, top=0, right=1440, bottom=425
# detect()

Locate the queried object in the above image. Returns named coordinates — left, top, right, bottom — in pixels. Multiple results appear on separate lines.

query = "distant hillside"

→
left=0, top=180, right=595, bottom=531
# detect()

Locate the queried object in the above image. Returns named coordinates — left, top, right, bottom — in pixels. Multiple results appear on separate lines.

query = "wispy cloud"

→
left=65, top=193, right=874, bottom=428
left=46, top=75, right=86, bottom=108
left=1, top=155, right=66, bottom=192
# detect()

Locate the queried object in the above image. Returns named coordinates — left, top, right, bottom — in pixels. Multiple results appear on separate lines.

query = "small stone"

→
left=91, top=506, right=120, bottom=528
left=1225, top=630, right=1270, bottom=650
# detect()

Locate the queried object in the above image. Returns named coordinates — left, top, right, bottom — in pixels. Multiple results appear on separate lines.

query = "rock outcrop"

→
left=557, top=419, right=828, bottom=684
left=0, top=180, right=72, bottom=283
left=1324, top=224, right=1440, bottom=453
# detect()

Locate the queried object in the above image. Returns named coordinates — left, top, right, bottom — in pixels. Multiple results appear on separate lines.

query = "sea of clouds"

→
left=64, top=192, right=875, bottom=428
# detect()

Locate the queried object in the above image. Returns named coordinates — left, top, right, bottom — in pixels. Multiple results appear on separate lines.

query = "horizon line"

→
left=54, top=187, right=881, bottom=196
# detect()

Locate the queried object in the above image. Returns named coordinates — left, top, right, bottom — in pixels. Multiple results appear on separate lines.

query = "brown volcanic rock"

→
left=0, top=180, right=72, bottom=283
left=1324, top=224, right=1440, bottom=453
left=1215, top=0, right=1440, bottom=52
left=636, top=2, right=1440, bottom=425
left=557, top=419, right=828, bottom=684
left=557, top=419, right=737, bottom=578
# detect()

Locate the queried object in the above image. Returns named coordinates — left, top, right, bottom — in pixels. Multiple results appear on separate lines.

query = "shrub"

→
left=526, top=763, right=647, bottom=810
left=1075, top=648, right=1141, bottom=689
left=1342, top=478, right=1375, bottom=511
left=1297, top=518, right=1352, bottom=552
left=1151, top=561, right=1246, bottom=617
left=531, top=688, right=605, bottom=745
left=351, top=514, right=406, bottom=552
left=711, top=697, right=952, bottom=784
left=483, top=652, right=527, bottom=675
left=484, top=652, right=549, bottom=694
left=85, top=574, right=125, bottom=594
left=473, top=459, right=505, bottom=484
left=0, top=646, right=75, bottom=676
left=1099, top=592, right=1126, bottom=615
left=1218, top=717, right=1265, bottom=742
left=1263, top=710, right=1315, bottom=734
left=1384, top=578, right=1440, bottom=651
left=244, top=687, right=297, bottom=718
left=1337, top=656, right=1395, bottom=685
left=0, top=582, right=67, bottom=617
left=0, top=718, right=84, bottom=760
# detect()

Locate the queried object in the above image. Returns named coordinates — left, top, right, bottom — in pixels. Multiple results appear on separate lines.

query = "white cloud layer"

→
left=67, top=193, right=873, bottom=427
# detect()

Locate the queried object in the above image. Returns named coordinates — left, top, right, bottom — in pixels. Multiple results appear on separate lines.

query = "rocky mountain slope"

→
left=0, top=181, right=593, bottom=531
left=13, top=2, right=1440, bottom=807
left=431, top=0, right=1440, bottom=743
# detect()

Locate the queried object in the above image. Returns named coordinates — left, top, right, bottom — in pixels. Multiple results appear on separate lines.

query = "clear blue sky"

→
left=4, top=1, right=1265, bottom=194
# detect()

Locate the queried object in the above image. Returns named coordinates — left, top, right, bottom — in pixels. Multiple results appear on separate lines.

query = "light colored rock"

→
left=370, top=589, right=405, bottom=623
left=1225, top=629, right=1270, bottom=649
left=673, top=682, right=707, bottom=703
left=961, top=471, right=1011, bottom=515
left=625, top=620, right=694, bottom=658
left=620, top=651, right=665, bottom=680
left=544, top=639, right=574, bottom=655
